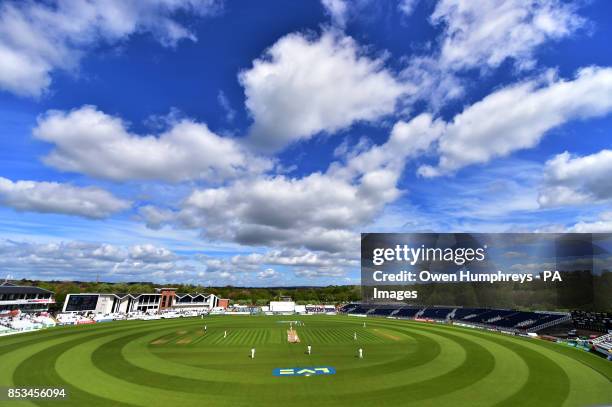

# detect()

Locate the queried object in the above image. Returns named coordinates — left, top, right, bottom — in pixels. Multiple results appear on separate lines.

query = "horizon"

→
left=1, top=0, right=611, bottom=287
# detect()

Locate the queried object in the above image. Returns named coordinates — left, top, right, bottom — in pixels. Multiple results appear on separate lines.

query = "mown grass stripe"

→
left=54, top=329, right=234, bottom=405
left=1, top=315, right=610, bottom=407
left=13, top=330, right=142, bottom=407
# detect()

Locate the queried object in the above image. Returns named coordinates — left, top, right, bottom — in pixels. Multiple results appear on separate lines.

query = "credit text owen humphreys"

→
left=369, top=245, right=563, bottom=301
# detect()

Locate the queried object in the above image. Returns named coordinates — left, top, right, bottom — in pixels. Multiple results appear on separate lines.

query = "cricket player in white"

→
left=251, top=348, right=255, bottom=359
left=307, top=345, right=312, bottom=355
left=354, top=332, right=357, bottom=340
left=359, top=348, right=363, bottom=359
left=224, top=330, right=227, bottom=338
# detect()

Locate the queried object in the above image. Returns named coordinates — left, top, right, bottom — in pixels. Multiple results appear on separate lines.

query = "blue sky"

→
left=0, top=0, right=611, bottom=286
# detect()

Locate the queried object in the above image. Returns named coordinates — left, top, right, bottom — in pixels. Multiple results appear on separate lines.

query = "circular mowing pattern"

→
left=1, top=316, right=610, bottom=407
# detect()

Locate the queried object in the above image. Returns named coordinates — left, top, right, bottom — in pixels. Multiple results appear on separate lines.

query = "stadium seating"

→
left=571, top=311, right=612, bottom=333
left=451, top=308, right=488, bottom=321
left=0, top=313, right=44, bottom=332
left=348, top=305, right=374, bottom=315
left=339, top=304, right=358, bottom=313
left=369, top=307, right=401, bottom=317
left=394, top=307, right=421, bottom=318
left=463, top=309, right=516, bottom=324
left=519, top=314, right=569, bottom=330
left=340, top=303, right=571, bottom=333
left=419, top=307, right=454, bottom=320
left=491, top=312, right=539, bottom=328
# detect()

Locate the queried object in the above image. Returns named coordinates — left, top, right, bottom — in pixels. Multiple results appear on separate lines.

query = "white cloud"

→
left=539, top=150, right=612, bottom=207
left=401, top=56, right=465, bottom=109
left=295, top=267, right=346, bottom=279
left=198, top=256, right=264, bottom=285
left=232, top=248, right=357, bottom=269
left=431, top=0, right=583, bottom=72
left=257, top=268, right=278, bottom=279
left=176, top=173, right=370, bottom=253
left=0, top=177, right=130, bottom=219
left=197, top=247, right=357, bottom=283
left=331, top=113, right=444, bottom=179
left=419, top=67, right=612, bottom=177
left=240, top=31, right=408, bottom=152
left=129, top=244, right=177, bottom=263
left=0, top=240, right=185, bottom=281
left=140, top=205, right=178, bottom=230
left=202, top=256, right=256, bottom=274
left=0, top=0, right=221, bottom=97
left=141, top=114, right=440, bottom=255
left=403, top=0, right=584, bottom=108
left=321, top=0, right=348, bottom=28
left=568, top=212, right=612, bottom=233
left=34, top=105, right=271, bottom=183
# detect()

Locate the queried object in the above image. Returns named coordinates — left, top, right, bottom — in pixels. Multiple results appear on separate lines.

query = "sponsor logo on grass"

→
left=273, top=367, right=336, bottom=376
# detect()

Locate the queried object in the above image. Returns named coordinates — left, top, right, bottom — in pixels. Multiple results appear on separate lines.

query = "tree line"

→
left=14, top=269, right=610, bottom=313
left=12, top=279, right=362, bottom=311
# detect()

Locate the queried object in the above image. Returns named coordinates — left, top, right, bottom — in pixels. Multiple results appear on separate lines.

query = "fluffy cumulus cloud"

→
left=568, top=212, right=612, bottom=233
left=175, top=174, right=370, bottom=253
left=240, top=31, right=408, bottom=152
left=431, top=0, right=583, bottom=71
left=331, top=114, right=445, bottom=180
left=196, top=255, right=264, bottom=285
left=295, top=267, right=346, bottom=279
left=0, top=240, right=186, bottom=281
left=201, top=256, right=258, bottom=275
left=419, top=67, right=612, bottom=177
left=257, top=268, right=278, bottom=280
left=129, top=244, right=177, bottom=263
left=0, top=177, right=129, bottom=218
left=198, top=248, right=356, bottom=282
left=233, top=248, right=358, bottom=269
left=404, top=0, right=584, bottom=107
left=34, top=105, right=270, bottom=183
left=538, top=150, right=612, bottom=207
left=141, top=114, right=441, bottom=255
left=200, top=249, right=359, bottom=284
left=0, top=0, right=221, bottom=97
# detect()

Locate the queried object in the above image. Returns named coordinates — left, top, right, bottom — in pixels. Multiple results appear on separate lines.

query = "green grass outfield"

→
left=1, top=315, right=610, bottom=407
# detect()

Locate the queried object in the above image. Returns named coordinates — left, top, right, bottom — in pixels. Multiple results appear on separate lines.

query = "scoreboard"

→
left=64, top=295, right=99, bottom=312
